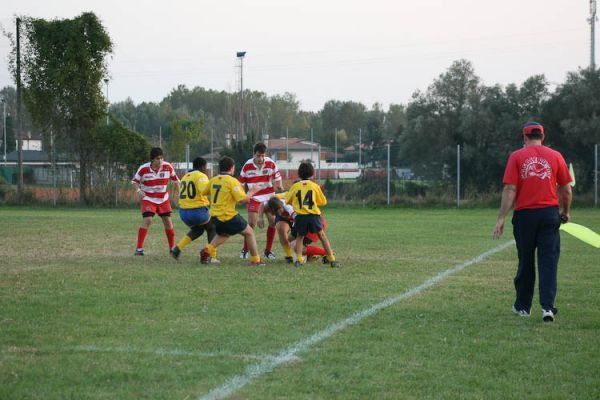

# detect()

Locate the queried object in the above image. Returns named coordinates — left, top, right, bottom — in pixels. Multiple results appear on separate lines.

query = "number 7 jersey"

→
left=201, top=174, right=248, bottom=221
left=285, top=179, right=327, bottom=215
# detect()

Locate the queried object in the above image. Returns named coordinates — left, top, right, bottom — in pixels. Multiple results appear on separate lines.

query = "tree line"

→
left=4, top=12, right=599, bottom=205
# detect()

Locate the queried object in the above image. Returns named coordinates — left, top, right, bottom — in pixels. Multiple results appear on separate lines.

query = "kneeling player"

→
left=200, top=157, right=265, bottom=266
left=170, top=157, right=217, bottom=261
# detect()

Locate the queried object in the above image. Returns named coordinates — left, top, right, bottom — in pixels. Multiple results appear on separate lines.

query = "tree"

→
left=10, top=13, right=113, bottom=204
left=543, top=67, right=600, bottom=192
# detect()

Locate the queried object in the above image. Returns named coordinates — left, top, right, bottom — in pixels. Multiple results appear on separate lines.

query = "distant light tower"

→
left=104, top=78, right=109, bottom=125
left=236, top=51, right=246, bottom=142
left=590, top=0, right=598, bottom=69
left=1, top=95, right=6, bottom=164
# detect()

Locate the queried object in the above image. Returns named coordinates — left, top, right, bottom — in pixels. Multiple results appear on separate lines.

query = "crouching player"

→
left=285, top=162, right=339, bottom=267
left=170, top=157, right=217, bottom=261
left=259, top=196, right=330, bottom=264
left=200, top=156, right=265, bottom=266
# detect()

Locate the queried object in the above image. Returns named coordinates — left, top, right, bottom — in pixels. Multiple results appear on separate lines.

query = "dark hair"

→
left=219, top=156, right=234, bottom=172
left=298, top=161, right=314, bottom=180
left=254, top=142, right=267, bottom=154
left=193, top=157, right=207, bottom=172
left=266, top=196, right=283, bottom=213
left=526, top=129, right=543, bottom=140
left=150, top=147, right=163, bottom=160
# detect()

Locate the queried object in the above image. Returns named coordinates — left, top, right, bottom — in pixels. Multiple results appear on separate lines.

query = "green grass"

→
left=1, top=206, right=599, bottom=399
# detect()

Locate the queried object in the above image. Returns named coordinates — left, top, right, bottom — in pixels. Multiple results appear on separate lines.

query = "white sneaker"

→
left=512, top=305, right=530, bottom=317
left=542, top=308, right=556, bottom=322
left=240, top=250, right=249, bottom=259
left=264, top=251, right=276, bottom=260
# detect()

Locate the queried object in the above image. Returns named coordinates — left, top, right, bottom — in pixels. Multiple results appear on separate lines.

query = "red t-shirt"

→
left=502, top=145, right=571, bottom=211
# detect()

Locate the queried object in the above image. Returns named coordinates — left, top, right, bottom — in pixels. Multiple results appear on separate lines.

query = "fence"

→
left=1, top=144, right=598, bottom=207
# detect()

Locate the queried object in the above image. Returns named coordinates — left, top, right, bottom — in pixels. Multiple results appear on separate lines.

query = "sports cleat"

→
left=512, top=305, right=530, bottom=317
left=210, top=257, right=221, bottom=264
left=322, top=256, right=329, bottom=264
left=307, top=255, right=321, bottom=262
left=170, top=246, right=181, bottom=260
left=285, top=256, right=294, bottom=264
left=330, top=261, right=340, bottom=268
left=200, top=248, right=210, bottom=264
left=542, top=307, right=558, bottom=322
left=264, top=250, right=276, bottom=260
left=294, top=260, right=304, bottom=268
left=134, top=249, right=144, bottom=256
left=250, top=259, right=266, bottom=267
left=240, top=249, right=249, bottom=259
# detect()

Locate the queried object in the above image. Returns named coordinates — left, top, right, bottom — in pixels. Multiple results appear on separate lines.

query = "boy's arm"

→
left=315, top=184, right=327, bottom=206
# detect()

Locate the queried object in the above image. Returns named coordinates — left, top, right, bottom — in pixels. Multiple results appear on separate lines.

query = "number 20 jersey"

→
left=178, top=170, right=210, bottom=209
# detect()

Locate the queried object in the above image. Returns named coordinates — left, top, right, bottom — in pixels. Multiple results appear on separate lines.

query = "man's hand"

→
left=493, top=217, right=505, bottom=240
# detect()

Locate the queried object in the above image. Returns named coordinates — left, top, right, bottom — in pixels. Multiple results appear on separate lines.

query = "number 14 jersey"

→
left=285, top=180, right=327, bottom=215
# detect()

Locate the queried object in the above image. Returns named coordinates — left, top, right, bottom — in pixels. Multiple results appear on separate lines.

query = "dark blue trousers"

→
left=512, top=206, right=561, bottom=311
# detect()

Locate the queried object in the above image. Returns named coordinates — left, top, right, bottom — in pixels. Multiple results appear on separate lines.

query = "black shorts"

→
left=213, top=214, right=248, bottom=236
left=293, top=214, right=323, bottom=237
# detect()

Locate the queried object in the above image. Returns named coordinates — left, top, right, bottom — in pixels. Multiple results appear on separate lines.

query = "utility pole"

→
left=591, top=0, right=598, bottom=68
left=16, top=17, right=24, bottom=200
left=104, top=78, right=109, bottom=125
left=386, top=143, right=391, bottom=206
left=358, top=128, right=362, bottom=170
left=1, top=96, right=6, bottom=165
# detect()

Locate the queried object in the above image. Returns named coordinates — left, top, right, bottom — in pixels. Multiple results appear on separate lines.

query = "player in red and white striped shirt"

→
left=131, top=147, right=180, bottom=256
left=238, top=142, right=284, bottom=260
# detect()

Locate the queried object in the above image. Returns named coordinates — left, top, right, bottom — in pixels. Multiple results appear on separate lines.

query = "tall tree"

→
left=9, top=13, right=112, bottom=204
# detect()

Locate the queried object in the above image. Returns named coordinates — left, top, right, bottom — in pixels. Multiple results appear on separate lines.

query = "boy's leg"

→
left=277, top=222, right=293, bottom=260
left=161, top=215, right=176, bottom=249
left=265, top=212, right=277, bottom=257
left=317, top=230, right=338, bottom=266
left=136, top=215, right=153, bottom=253
left=240, top=226, right=263, bottom=265
left=295, top=235, right=305, bottom=264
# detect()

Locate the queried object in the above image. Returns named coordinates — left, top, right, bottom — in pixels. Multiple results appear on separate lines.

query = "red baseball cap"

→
left=522, top=121, right=544, bottom=138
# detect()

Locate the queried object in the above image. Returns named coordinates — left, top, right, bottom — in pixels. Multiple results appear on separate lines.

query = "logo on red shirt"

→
left=520, top=157, right=552, bottom=180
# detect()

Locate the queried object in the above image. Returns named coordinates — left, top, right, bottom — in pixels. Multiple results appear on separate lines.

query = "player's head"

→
left=219, top=156, right=235, bottom=174
left=253, top=142, right=267, bottom=166
left=522, top=121, right=544, bottom=142
left=298, top=161, right=314, bottom=180
left=150, top=147, right=164, bottom=167
left=266, top=196, right=284, bottom=215
left=193, top=157, right=207, bottom=173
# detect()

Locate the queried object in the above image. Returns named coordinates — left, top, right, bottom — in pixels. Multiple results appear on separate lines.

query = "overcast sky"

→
left=0, top=1, right=592, bottom=112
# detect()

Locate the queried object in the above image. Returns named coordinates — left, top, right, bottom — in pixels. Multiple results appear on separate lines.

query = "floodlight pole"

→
left=334, top=129, right=338, bottom=179
left=310, top=127, right=314, bottom=163
left=286, top=127, right=289, bottom=179
left=236, top=51, right=246, bottom=142
left=591, top=0, right=598, bottom=69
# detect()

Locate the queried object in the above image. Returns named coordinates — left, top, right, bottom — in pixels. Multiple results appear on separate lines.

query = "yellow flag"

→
left=569, top=163, right=576, bottom=187
left=560, top=222, right=600, bottom=248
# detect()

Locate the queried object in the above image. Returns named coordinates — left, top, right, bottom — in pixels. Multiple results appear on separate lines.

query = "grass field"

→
left=1, top=206, right=599, bottom=399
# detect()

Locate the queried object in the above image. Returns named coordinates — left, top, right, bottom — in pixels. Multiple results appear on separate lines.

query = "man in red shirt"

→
left=132, top=147, right=180, bottom=256
left=238, top=143, right=284, bottom=260
left=493, top=122, right=572, bottom=322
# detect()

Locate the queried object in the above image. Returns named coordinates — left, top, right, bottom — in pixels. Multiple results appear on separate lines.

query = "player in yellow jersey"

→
left=200, top=156, right=265, bottom=266
left=285, top=162, right=339, bottom=267
left=170, top=157, right=217, bottom=261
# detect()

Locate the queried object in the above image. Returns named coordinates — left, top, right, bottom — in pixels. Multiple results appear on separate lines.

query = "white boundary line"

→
left=197, top=240, right=515, bottom=400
